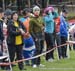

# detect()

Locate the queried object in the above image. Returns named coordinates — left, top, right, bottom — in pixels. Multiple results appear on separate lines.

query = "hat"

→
left=5, top=9, right=12, bottom=16
left=33, top=6, right=40, bottom=13
left=44, top=6, right=54, bottom=14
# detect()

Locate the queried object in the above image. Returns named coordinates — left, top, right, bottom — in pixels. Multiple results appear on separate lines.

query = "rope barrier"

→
left=0, top=42, right=68, bottom=66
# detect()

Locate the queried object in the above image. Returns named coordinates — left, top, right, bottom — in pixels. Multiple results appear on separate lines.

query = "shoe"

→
left=26, top=64, right=31, bottom=66
left=59, top=56, right=63, bottom=59
left=64, top=56, right=68, bottom=59
left=11, top=64, right=16, bottom=67
left=32, top=64, right=37, bottom=68
left=48, top=58, right=54, bottom=62
left=39, top=64, right=45, bottom=67
left=20, top=68, right=27, bottom=71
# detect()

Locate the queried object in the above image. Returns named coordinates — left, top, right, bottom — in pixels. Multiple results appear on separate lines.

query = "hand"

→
left=19, top=28, right=25, bottom=34
left=23, top=32, right=30, bottom=38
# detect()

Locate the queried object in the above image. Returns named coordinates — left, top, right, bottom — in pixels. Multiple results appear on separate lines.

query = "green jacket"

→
left=30, top=16, right=44, bottom=39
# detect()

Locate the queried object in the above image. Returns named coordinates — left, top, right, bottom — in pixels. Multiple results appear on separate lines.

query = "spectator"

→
left=0, top=8, right=4, bottom=52
left=7, top=11, right=26, bottom=70
left=30, top=6, right=44, bottom=68
left=43, top=7, right=55, bottom=62
left=0, top=7, right=4, bottom=70
left=19, top=8, right=36, bottom=66
left=4, top=8, right=12, bottom=24
left=60, top=9, right=68, bottom=58
left=53, top=11, right=62, bottom=59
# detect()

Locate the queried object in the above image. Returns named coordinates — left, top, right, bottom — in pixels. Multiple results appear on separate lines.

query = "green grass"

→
left=1, top=50, right=75, bottom=71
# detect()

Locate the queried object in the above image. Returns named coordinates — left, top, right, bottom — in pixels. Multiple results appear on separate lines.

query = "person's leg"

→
left=56, top=34, right=62, bottom=59
left=25, top=60, right=30, bottom=66
left=49, top=34, right=54, bottom=59
left=45, top=33, right=51, bottom=61
left=32, top=39, right=42, bottom=66
left=8, top=45, right=15, bottom=63
left=7, top=45, right=16, bottom=69
left=35, top=50, right=40, bottom=66
left=16, top=45, right=24, bottom=70
left=61, top=36, right=64, bottom=58
left=0, top=49, right=4, bottom=70
left=23, top=50, right=30, bottom=66
left=36, top=39, right=44, bottom=66
left=73, top=44, right=75, bottom=50
left=61, top=36, right=67, bottom=58
left=40, top=40, right=44, bottom=53
left=63, top=37, right=67, bottom=58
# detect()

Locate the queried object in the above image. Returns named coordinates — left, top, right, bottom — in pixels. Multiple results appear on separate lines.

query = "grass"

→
left=0, top=50, right=75, bottom=71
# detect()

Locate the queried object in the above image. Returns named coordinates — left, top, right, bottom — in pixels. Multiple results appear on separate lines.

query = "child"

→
left=19, top=9, right=36, bottom=66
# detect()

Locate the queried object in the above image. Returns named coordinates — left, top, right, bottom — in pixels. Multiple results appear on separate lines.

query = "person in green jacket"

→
left=30, top=6, right=44, bottom=68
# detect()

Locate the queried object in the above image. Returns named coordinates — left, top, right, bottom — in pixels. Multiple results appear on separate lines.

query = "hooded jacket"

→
left=60, top=15, right=68, bottom=37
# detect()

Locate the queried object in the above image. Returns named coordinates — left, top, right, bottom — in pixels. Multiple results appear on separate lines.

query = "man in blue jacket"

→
left=60, top=9, right=68, bottom=58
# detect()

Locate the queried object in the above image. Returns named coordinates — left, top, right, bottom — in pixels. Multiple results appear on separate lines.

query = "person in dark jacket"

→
left=7, top=11, right=26, bottom=70
left=0, top=7, right=4, bottom=69
left=0, top=8, right=4, bottom=50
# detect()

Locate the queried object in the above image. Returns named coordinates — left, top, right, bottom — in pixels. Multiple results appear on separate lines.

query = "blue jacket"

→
left=43, top=13, right=54, bottom=33
left=60, top=15, right=68, bottom=37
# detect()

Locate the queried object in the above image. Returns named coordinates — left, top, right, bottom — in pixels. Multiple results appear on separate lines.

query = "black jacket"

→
left=7, top=20, right=26, bottom=45
left=0, top=20, right=4, bottom=44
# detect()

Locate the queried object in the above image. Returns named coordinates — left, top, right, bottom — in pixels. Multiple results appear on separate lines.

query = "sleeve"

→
left=60, top=18, right=67, bottom=33
left=0, top=21, right=4, bottom=42
left=45, top=16, right=53, bottom=23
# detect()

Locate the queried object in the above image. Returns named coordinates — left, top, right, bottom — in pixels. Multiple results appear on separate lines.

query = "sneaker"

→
left=48, top=58, right=54, bottom=62
left=39, top=64, right=45, bottom=67
left=32, top=64, right=37, bottom=68
left=59, top=56, right=63, bottom=59
left=20, top=68, right=27, bottom=71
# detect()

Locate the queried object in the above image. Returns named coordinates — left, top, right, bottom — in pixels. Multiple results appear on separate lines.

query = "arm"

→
left=0, top=22, right=4, bottom=42
left=7, top=21, right=21, bottom=36
left=44, top=15, right=53, bottom=23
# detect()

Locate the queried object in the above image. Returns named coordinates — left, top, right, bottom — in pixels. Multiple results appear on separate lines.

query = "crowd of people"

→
left=0, top=5, right=71, bottom=71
